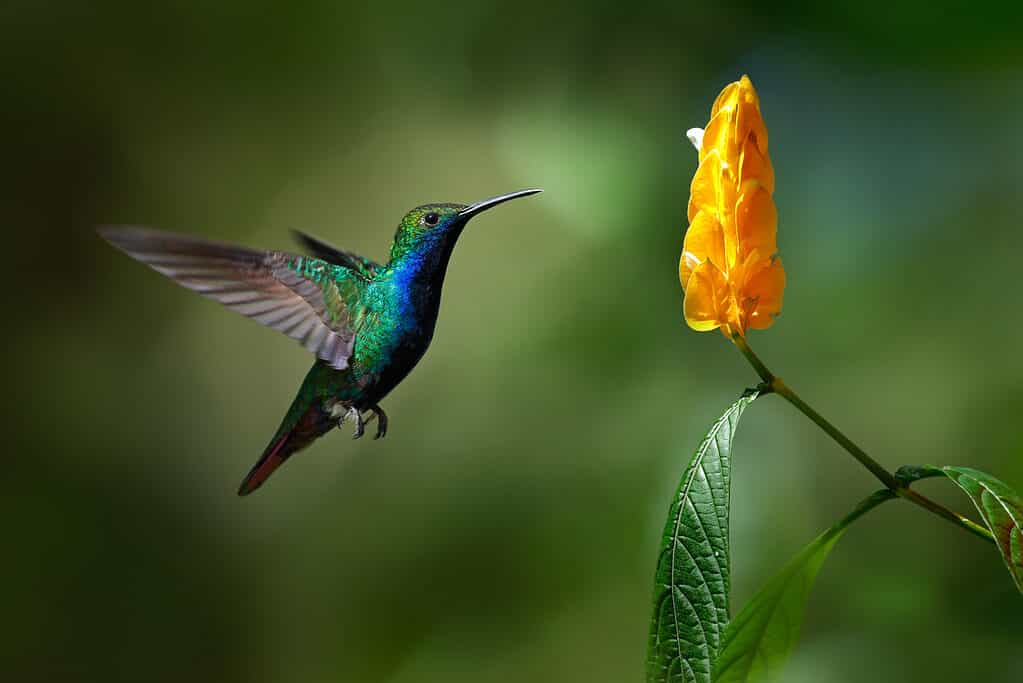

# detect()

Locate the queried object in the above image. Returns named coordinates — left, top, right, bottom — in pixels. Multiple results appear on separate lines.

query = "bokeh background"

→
left=4, top=1, right=1022, bottom=681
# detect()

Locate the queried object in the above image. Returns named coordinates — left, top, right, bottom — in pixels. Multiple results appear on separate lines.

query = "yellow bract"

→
left=680, top=75, right=785, bottom=337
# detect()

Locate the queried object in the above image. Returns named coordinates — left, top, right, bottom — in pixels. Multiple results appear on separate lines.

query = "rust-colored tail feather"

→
left=237, top=403, right=332, bottom=496
left=237, top=433, right=294, bottom=496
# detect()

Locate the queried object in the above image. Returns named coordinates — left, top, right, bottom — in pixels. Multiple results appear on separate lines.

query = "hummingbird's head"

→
left=388, top=189, right=542, bottom=263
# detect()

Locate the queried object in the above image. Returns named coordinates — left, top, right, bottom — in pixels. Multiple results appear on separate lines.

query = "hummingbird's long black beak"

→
left=458, top=188, right=543, bottom=220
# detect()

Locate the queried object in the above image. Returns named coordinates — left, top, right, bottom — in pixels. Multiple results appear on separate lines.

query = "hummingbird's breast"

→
left=348, top=270, right=440, bottom=404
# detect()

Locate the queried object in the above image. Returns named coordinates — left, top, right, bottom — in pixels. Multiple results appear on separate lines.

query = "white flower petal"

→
left=686, top=127, right=704, bottom=153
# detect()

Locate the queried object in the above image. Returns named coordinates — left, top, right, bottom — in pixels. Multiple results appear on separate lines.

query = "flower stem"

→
left=732, top=334, right=774, bottom=385
left=838, top=489, right=898, bottom=531
left=731, top=334, right=995, bottom=546
left=771, top=376, right=901, bottom=491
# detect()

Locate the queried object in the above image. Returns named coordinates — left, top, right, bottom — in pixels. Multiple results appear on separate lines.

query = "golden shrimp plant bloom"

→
left=680, top=75, right=785, bottom=337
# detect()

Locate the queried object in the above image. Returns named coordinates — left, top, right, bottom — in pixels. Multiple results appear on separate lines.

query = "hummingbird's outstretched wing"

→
left=99, top=227, right=366, bottom=370
left=291, top=230, right=383, bottom=278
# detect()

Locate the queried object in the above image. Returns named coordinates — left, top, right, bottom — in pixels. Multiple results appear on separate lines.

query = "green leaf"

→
left=646, top=390, right=758, bottom=683
left=712, top=490, right=894, bottom=683
left=916, top=465, right=1023, bottom=593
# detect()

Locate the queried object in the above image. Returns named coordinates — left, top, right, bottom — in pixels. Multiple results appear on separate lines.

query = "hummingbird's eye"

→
left=423, top=212, right=440, bottom=227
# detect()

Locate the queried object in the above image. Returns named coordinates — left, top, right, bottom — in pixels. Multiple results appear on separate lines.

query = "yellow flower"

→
left=679, top=75, right=785, bottom=337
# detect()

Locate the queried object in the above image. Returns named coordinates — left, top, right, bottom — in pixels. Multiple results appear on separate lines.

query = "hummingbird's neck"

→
left=385, top=234, right=461, bottom=322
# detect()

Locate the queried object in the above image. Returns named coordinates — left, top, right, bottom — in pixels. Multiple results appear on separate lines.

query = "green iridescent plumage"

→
left=99, top=189, right=541, bottom=495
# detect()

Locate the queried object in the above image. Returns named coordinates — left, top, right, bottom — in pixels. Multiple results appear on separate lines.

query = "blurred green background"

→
left=4, top=1, right=1022, bottom=681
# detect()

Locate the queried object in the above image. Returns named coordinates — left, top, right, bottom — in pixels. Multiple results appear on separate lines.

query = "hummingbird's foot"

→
left=332, top=404, right=366, bottom=439
left=346, top=406, right=366, bottom=440
left=369, top=404, right=388, bottom=439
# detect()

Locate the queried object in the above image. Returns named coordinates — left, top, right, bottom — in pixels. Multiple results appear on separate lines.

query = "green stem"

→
left=732, top=334, right=995, bottom=546
left=839, top=489, right=898, bottom=530
left=771, top=377, right=901, bottom=491
left=897, top=487, right=994, bottom=542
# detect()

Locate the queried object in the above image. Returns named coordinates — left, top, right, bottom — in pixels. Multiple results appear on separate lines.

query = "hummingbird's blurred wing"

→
left=291, top=230, right=383, bottom=278
left=99, top=227, right=365, bottom=371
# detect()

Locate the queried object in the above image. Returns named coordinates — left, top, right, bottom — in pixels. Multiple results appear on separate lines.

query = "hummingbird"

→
left=99, top=188, right=542, bottom=495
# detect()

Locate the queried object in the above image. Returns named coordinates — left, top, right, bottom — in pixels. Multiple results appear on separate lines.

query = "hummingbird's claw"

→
left=346, top=406, right=366, bottom=439
left=329, top=401, right=381, bottom=440
left=369, top=404, right=388, bottom=439
left=333, top=404, right=365, bottom=439
left=331, top=403, right=347, bottom=430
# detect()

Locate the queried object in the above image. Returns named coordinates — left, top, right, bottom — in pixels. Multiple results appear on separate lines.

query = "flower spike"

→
left=679, top=75, right=785, bottom=337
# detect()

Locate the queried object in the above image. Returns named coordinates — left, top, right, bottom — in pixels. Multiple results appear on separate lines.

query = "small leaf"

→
left=712, top=490, right=894, bottom=683
left=917, top=465, right=1023, bottom=593
left=646, top=390, right=758, bottom=683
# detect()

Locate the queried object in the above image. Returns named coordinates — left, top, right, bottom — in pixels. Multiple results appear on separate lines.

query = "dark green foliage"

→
left=911, top=466, right=1023, bottom=593
left=650, top=407, right=1023, bottom=682
left=712, top=491, right=894, bottom=683
left=647, top=391, right=758, bottom=682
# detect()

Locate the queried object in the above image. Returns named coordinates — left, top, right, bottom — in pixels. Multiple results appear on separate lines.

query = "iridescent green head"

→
left=388, top=189, right=542, bottom=263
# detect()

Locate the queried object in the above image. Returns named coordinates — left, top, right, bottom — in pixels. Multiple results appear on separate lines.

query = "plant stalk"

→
left=732, top=334, right=995, bottom=546
left=839, top=489, right=898, bottom=530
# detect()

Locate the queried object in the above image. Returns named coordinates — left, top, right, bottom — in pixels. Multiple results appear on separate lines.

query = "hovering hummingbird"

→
left=99, top=189, right=542, bottom=495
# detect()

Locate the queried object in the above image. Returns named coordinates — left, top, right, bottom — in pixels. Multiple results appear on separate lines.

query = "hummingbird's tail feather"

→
left=237, top=397, right=334, bottom=496
left=237, top=431, right=295, bottom=496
